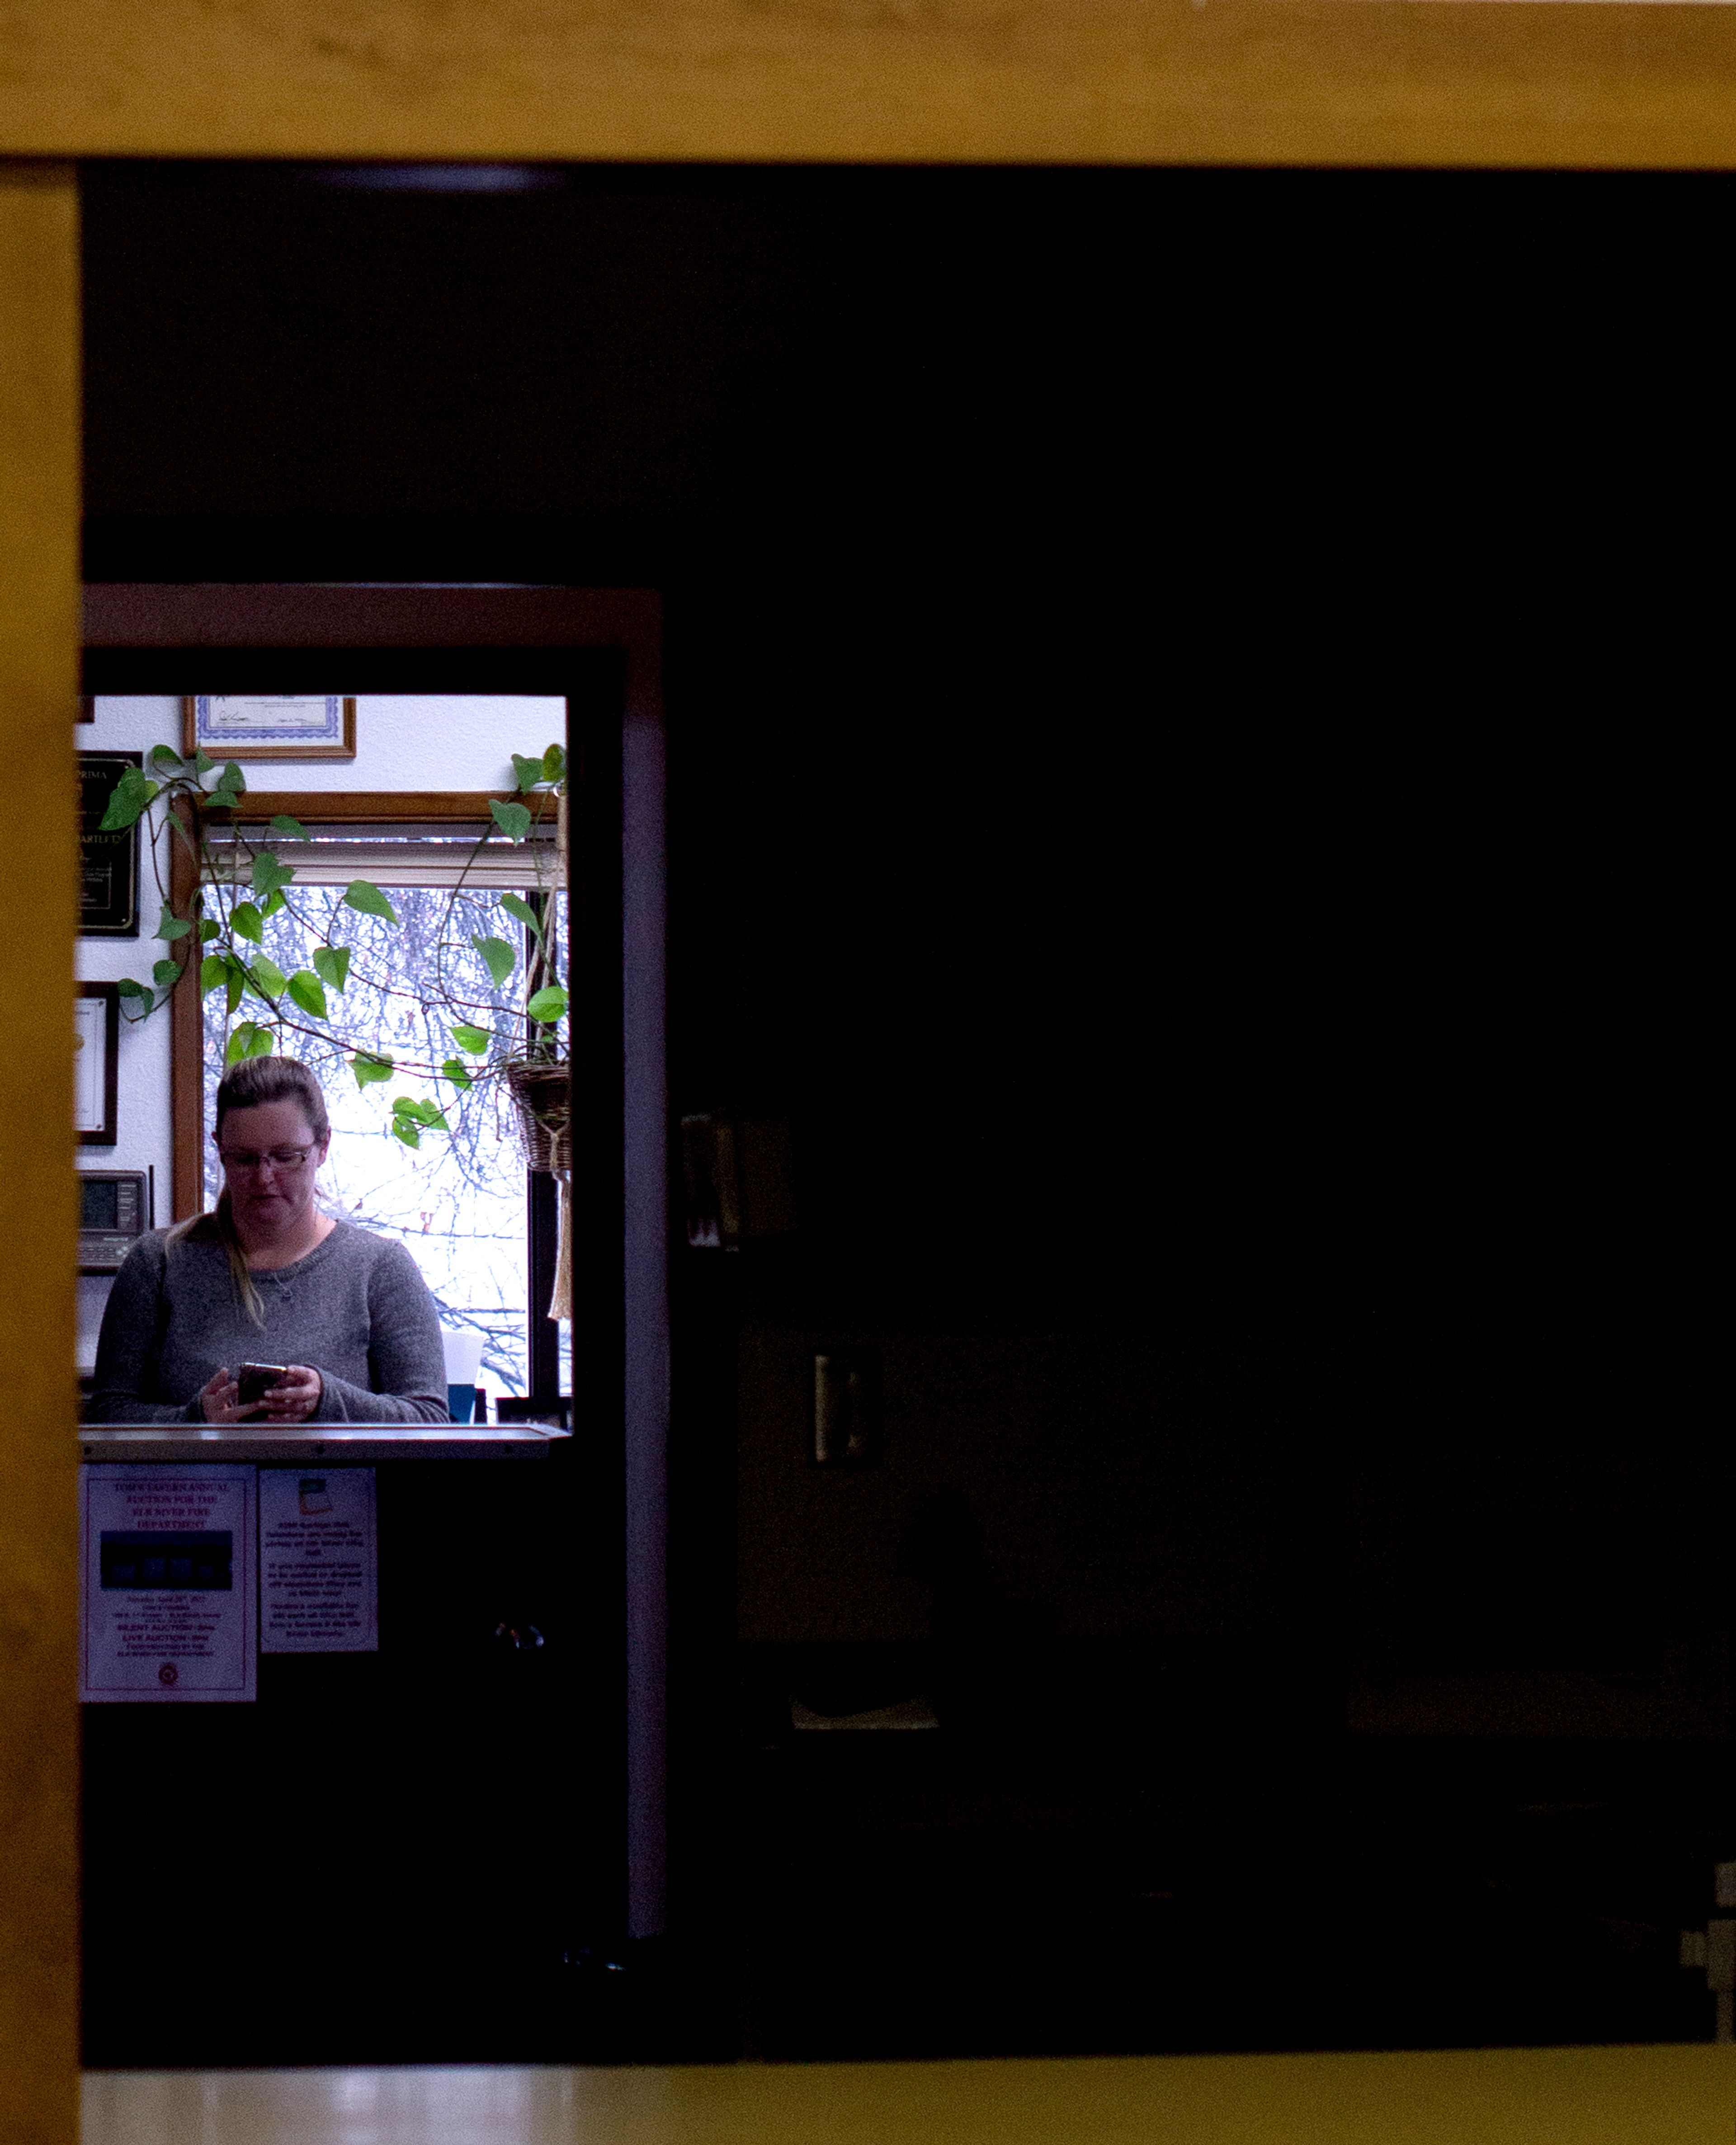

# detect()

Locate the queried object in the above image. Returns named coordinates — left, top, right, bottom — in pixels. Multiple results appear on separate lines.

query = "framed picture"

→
left=183, top=695, right=357, bottom=761
left=78, top=751, right=142, bottom=938
left=75, top=983, right=119, bottom=1146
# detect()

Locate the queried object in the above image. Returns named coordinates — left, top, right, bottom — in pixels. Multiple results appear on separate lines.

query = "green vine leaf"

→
left=511, top=754, right=547, bottom=795
left=312, top=945, right=351, bottom=994
left=155, top=907, right=192, bottom=942
left=287, top=970, right=329, bottom=1020
left=193, top=748, right=215, bottom=775
left=392, top=1097, right=449, bottom=1131
left=248, top=955, right=287, bottom=1000
left=490, top=798, right=533, bottom=844
left=226, top=965, right=245, bottom=1017
left=343, top=880, right=399, bottom=924
left=199, top=919, right=221, bottom=942
left=499, top=892, right=541, bottom=937
left=472, top=934, right=515, bottom=988
left=451, top=1023, right=490, bottom=1054
left=351, top=1051, right=394, bottom=1088
left=199, top=954, right=230, bottom=996
left=260, top=888, right=288, bottom=920
left=526, top=985, right=569, bottom=1024
left=99, top=768, right=157, bottom=832
left=115, top=977, right=153, bottom=1010
left=269, top=814, right=310, bottom=841
left=392, top=1120, right=421, bottom=1149
left=441, top=1059, right=473, bottom=1091
left=151, top=959, right=181, bottom=989
left=150, top=743, right=183, bottom=771
left=250, top=849, right=295, bottom=899
left=226, top=1020, right=274, bottom=1065
left=230, top=901, right=264, bottom=945
left=541, top=743, right=566, bottom=784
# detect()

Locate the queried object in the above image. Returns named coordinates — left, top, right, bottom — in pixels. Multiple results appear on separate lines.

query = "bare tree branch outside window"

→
left=203, top=883, right=549, bottom=1394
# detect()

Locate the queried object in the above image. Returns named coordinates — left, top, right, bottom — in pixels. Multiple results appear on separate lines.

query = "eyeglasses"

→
left=217, top=1146, right=317, bottom=1175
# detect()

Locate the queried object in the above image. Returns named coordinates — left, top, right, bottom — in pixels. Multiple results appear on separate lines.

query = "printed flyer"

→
left=259, top=1466, right=378, bottom=1653
left=80, top=1463, right=256, bottom=1702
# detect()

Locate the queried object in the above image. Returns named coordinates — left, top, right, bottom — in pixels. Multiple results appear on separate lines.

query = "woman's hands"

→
left=198, top=1365, right=324, bottom=1424
left=260, top=1365, right=323, bottom=1423
left=198, top=1367, right=247, bottom=1423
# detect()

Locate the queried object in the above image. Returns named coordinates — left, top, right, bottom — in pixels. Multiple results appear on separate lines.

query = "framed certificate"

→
left=79, top=751, right=142, bottom=937
left=75, top=982, right=119, bottom=1146
left=183, top=695, right=357, bottom=761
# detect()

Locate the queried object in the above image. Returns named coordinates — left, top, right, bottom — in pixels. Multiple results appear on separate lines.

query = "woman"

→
left=88, top=1055, right=448, bottom=1424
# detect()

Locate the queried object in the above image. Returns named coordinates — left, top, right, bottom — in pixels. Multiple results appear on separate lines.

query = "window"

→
left=196, top=810, right=568, bottom=1401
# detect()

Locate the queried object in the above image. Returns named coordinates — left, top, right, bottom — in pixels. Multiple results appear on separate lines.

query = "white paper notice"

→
left=260, top=1467, right=378, bottom=1653
left=80, top=1464, right=256, bottom=1702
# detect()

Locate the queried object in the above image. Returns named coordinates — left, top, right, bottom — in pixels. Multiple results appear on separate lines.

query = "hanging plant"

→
left=99, top=741, right=569, bottom=1162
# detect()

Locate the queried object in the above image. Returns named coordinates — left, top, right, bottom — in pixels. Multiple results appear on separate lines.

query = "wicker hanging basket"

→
left=505, top=1060, right=571, bottom=1174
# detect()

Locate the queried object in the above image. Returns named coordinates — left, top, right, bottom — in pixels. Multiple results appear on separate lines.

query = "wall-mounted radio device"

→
left=79, top=1169, right=151, bottom=1274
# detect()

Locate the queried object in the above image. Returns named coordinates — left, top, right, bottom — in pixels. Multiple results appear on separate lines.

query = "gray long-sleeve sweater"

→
left=87, top=1220, right=449, bottom=1424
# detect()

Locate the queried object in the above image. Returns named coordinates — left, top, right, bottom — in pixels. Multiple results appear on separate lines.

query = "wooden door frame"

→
left=9, top=9, right=1732, bottom=2114
left=13, top=2, right=1736, bottom=171
left=0, top=160, right=80, bottom=2145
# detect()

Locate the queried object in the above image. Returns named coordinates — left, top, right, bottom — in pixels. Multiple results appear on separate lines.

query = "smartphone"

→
left=236, top=1362, right=289, bottom=1410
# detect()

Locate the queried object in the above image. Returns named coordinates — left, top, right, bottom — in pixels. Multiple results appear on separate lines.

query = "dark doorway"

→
left=82, top=161, right=1722, bottom=2062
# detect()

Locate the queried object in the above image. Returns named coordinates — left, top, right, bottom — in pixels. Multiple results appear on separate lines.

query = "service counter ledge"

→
left=80, top=1424, right=569, bottom=1463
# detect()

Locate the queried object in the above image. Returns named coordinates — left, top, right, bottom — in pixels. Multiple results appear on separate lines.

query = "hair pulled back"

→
left=170, top=1053, right=332, bottom=1325
left=214, top=1053, right=330, bottom=1146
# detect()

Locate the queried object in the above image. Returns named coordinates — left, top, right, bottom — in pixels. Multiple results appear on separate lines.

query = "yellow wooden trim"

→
left=9, top=0, right=1736, bottom=170
left=0, top=162, right=81, bottom=2145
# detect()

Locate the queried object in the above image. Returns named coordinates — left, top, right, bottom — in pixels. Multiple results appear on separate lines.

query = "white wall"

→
left=207, top=695, right=564, bottom=794
left=76, top=694, right=563, bottom=1369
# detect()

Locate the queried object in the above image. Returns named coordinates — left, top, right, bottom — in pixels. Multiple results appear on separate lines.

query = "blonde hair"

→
left=168, top=1056, right=331, bottom=1325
